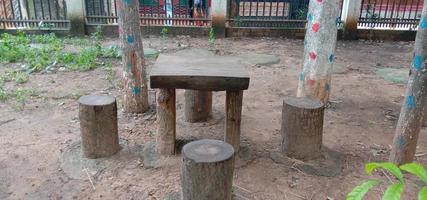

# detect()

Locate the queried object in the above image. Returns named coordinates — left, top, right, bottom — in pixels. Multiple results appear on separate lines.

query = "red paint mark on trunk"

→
left=312, top=23, right=320, bottom=32
left=307, top=79, right=316, bottom=86
left=309, top=52, right=317, bottom=60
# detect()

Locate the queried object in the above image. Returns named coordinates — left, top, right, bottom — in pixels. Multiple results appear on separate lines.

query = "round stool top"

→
left=283, top=96, right=323, bottom=109
left=78, top=95, right=116, bottom=106
left=182, top=139, right=234, bottom=163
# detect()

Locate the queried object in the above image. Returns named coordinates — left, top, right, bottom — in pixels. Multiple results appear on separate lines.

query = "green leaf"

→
left=365, top=162, right=404, bottom=182
left=400, top=163, right=427, bottom=184
left=346, top=180, right=380, bottom=200
left=382, top=183, right=404, bottom=200
left=419, top=187, right=427, bottom=200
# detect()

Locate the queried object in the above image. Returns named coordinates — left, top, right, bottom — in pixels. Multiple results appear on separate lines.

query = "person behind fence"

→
left=193, top=0, right=204, bottom=26
left=193, top=0, right=205, bottom=18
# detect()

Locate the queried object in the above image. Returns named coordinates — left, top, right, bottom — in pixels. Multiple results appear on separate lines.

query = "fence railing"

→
left=228, top=0, right=343, bottom=28
left=85, top=0, right=211, bottom=27
left=359, top=0, right=424, bottom=29
left=0, top=0, right=424, bottom=32
left=0, top=0, right=69, bottom=29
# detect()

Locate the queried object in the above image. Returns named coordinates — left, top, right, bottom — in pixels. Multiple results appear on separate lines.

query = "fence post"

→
left=66, top=0, right=86, bottom=35
left=211, top=0, right=229, bottom=38
left=341, top=0, right=362, bottom=39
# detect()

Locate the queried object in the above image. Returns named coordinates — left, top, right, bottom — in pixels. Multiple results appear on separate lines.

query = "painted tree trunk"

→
left=297, top=0, right=340, bottom=104
left=389, top=2, right=427, bottom=165
left=117, top=0, right=149, bottom=113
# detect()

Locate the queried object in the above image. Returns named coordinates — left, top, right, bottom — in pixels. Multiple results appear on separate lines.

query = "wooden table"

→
left=150, top=54, right=250, bottom=155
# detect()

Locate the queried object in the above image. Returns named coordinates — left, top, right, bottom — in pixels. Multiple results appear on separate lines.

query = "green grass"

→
left=0, top=28, right=121, bottom=109
left=0, top=70, right=29, bottom=84
left=0, top=29, right=120, bottom=73
left=0, top=84, right=38, bottom=107
left=0, top=85, right=8, bottom=101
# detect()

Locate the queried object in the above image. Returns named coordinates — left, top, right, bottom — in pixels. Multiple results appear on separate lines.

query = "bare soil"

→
left=1, top=36, right=425, bottom=200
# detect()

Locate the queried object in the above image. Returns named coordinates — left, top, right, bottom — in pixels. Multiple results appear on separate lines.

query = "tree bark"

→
left=184, top=90, right=212, bottom=122
left=78, top=95, right=120, bottom=159
left=296, top=0, right=340, bottom=104
left=225, top=90, right=243, bottom=152
left=117, top=0, right=149, bottom=113
left=156, top=89, right=176, bottom=155
left=390, top=2, right=427, bottom=165
left=281, top=96, right=324, bottom=160
left=181, top=139, right=235, bottom=200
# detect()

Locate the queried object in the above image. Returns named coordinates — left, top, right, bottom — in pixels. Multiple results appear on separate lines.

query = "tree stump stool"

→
left=184, top=90, right=212, bottom=122
left=281, top=96, right=324, bottom=160
left=78, top=95, right=120, bottom=159
left=181, top=139, right=235, bottom=200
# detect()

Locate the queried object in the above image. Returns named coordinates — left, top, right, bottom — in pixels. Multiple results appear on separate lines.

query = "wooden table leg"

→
left=156, top=88, right=176, bottom=155
left=225, top=90, right=243, bottom=152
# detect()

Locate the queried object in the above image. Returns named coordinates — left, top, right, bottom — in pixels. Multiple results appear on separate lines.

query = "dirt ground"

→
left=1, top=35, right=426, bottom=200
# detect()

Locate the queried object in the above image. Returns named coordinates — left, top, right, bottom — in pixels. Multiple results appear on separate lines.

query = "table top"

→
left=149, top=54, right=250, bottom=91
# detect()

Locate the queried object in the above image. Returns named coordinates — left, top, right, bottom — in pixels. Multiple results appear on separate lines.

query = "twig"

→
left=381, top=169, right=394, bottom=184
left=234, top=184, right=252, bottom=194
left=309, top=192, right=315, bottom=200
left=290, top=163, right=305, bottom=174
left=416, top=152, right=427, bottom=157
left=83, top=168, right=96, bottom=190
left=285, top=191, right=306, bottom=200
left=234, top=193, right=250, bottom=200
left=0, top=118, right=15, bottom=126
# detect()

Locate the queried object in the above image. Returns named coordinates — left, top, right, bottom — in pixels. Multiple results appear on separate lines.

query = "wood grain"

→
left=150, top=55, right=250, bottom=91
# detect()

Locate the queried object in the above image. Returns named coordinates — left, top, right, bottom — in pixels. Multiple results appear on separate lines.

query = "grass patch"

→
left=0, top=70, right=29, bottom=84
left=0, top=83, right=38, bottom=109
left=0, top=28, right=120, bottom=73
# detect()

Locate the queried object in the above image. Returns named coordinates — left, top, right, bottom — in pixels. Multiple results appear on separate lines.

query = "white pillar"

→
left=66, top=0, right=85, bottom=35
left=211, top=0, right=228, bottom=38
left=19, top=0, right=28, bottom=19
left=341, top=0, right=362, bottom=39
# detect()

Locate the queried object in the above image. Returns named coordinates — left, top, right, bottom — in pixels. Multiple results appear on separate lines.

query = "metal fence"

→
left=1, top=0, right=425, bottom=31
left=228, top=0, right=343, bottom=28
left=359, top=0, right=424, bottom=29
left=86, top=0, right=211, bottom=26
left=0, top=0, right=69, bottom=29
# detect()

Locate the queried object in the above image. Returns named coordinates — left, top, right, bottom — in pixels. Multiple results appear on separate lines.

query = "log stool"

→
left=184, top=90, right=212, bottom=122
left=150, top=54, right=250, bottom=155
left=281, top=96, right=324, bottom=160
left=181, top=139, right=235, bottom=200
left=78, top=95, right=120, bottom=158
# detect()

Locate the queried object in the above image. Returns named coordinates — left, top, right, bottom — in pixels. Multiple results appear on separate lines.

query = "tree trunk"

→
left=281, top=96, right=324, bottom=160
left=296, top=0, right=340, bottom=104
left=117, top=0, right=149, bottom=113
left=184, top=90, right=212, bottom=122
left=390, top=2, right=427, bottom=165
left=156, top=89, right=176, bottom=155
left=78, top=95, right=120, bottom=159
left=181, top=139, right=235, bottom=200
left=225, top=90, right=243, bottom=152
